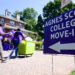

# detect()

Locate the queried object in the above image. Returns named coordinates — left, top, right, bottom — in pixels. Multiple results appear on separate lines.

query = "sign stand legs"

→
left=74, top=55, right=75, bottom=67
left=52, top=54, right=54, bottom=75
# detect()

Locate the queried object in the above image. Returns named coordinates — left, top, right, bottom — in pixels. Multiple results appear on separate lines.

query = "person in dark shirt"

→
left=12, top=28, right=25, bottom=57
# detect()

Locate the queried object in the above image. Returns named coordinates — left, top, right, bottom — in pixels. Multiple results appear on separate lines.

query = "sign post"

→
left=52, top=54, right=54, bottom=75
left=44, top=8, right=75, bottom=75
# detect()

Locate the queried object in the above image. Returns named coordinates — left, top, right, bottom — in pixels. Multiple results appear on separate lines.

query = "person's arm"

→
left=22, top=34, right=26, bottom=40
left=20, top=31, right=26, bottom=40
left=0, top=32, right=4, bottom=35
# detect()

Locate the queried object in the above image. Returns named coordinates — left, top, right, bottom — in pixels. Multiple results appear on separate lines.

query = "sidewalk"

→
left=0, top=50, right=75, bottom=75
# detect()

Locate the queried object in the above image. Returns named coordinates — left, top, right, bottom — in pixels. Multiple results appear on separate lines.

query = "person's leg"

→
left=0, top=40, right=4, bottom=62
left=4, top=47, right=18, bottom=63
left=8, top=47, right=18, bottom=58
left=15, top=47, right=18, bottom=57
left=13, top=40, right=19, bottom=57
left=0, top=52, right=4, bottom=62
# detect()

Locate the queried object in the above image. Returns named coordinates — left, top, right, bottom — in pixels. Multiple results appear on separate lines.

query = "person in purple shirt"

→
left=12, top=28, right=25, bottom=57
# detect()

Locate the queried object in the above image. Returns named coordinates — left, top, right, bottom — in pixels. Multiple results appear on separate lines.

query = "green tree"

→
left=23, top=8, right=37, bottom=31
left=43, top=0, right=61, bottom=21
left=36, top=15, right=44, bottom=39
left=43, top=0, right=75, bottom=21
left=62, top=1, right=75, bottom=12
left=12, top=11, right=23, bottom=20
left=12, top=8, right=37, bottom=31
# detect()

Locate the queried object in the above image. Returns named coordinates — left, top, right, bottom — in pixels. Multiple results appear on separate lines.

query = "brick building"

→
left=0, top=9, right=26, bottom=32
left=0, top=10, right=37, bottom=38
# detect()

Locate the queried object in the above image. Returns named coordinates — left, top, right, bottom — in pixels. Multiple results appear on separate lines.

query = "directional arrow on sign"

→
left=49, top=42, right=75, bottom=52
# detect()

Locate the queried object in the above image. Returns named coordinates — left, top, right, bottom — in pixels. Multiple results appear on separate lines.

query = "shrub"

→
left=35, top=41, right=42, bottom=50
left=70, top=70, right=75, bottom=75
left=36, top=36, right=42, bottom=41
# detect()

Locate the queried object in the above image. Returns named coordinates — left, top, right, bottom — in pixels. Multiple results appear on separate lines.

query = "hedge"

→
left=70, top=70, right=75, bottom=75
left=35, top=41, right=43, bottom=50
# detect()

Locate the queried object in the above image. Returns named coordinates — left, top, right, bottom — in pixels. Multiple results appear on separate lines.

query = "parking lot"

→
left=0, top=50, right=75, bottom=75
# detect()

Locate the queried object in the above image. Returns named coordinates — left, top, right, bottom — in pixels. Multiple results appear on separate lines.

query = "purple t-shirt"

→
left=10, top=30, right=15, bottom=39
left=0, top=27, right=3, bottom=40
left=14, top=31, right=23, bottom=43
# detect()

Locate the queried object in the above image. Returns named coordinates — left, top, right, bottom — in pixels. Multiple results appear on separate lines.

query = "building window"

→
left=10, top=21, right=15, bottom=26
left=19, top=23, right=22, bottom=28
left=0, top=18, right=4, bottom=24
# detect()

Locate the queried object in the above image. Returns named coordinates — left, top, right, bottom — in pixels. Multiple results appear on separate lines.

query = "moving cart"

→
left=18, top=40, right=35, bottom=56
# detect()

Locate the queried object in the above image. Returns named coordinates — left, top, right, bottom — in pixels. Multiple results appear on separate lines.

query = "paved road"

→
left=0, top=50, right=75, bottom=75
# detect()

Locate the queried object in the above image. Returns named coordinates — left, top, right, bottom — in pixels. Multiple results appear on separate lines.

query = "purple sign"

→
left=44, top=8, right=75, bottom=55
